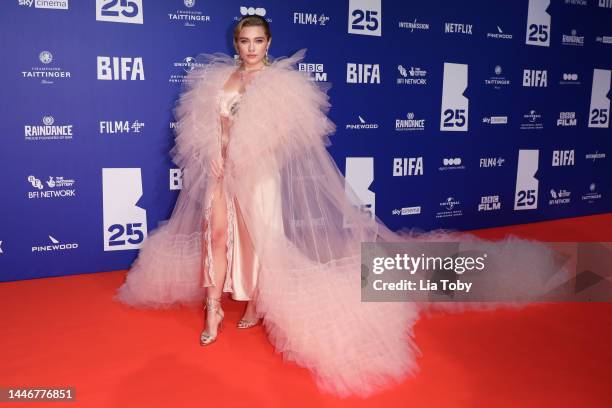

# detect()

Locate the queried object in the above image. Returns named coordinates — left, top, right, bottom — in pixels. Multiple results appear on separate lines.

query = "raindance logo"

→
left=299, top=63, right=328, bottom=82
left=562, top=29, right=585, bottom=46
left=549, top=189, right=571, bottom=205
left=293, top=12, right=329, bottom=25
left=478, top=195, right=501, bottom=211
left=396, top=65, right=427, bottom=85
left=436, top=197, right=462, bottom=218
left=22, top=50, right=72, bottom=84
left=520, top=110, right=543, bottom=130
left=27, top=175, right=76, bottom=199
left=168, top=0, right=211, bottom=27
left=398, top=19, right=430, bottom=32
left=395, top=112, right=425, bottom=131
left=486, top=25, right=513, bottom=40
left=24, top=116, right=74, bottom=141
left=32, top=235, right=78, bottom=253
left=392, top=206, right=421, bottom=216
left=484, top=65, right=510, bottom=89
left=557, top=112, right=577, bottom=126
left=582, top=183, right=602, bottom=203
left=99, top=120, right=145, bottom=134
left=346, top=115, right=378, bottom=130
left=170, top=57, right=206, bottom=83
left=559, top=73, right=580, bottom=85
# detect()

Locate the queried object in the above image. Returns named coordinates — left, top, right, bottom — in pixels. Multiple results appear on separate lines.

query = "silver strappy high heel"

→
left=200, top=297, right=224, bottom=346
left=237, top=317, right=261, bottom=329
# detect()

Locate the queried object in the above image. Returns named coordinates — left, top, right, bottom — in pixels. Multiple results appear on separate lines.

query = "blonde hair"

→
left=233, top=15, right=272, bottom=65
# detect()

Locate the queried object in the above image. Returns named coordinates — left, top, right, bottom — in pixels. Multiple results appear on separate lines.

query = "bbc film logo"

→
left=360, top=242, right=612, bottom=302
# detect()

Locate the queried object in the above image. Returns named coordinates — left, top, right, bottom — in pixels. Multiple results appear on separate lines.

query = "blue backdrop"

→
left=1, top=0, right=611, bottom=281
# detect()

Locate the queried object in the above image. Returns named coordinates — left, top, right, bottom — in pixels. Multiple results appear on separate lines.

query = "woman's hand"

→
left=210, top=155, right=224, bottom=179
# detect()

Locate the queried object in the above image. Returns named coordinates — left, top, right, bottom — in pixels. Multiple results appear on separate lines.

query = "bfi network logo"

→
left=97, top=57, right=145, bottom=80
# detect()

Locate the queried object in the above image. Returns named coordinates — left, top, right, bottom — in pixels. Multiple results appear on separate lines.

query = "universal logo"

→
left=168, top=0, right=211, bottom=27
left=293, top=12, right=329, bottom=25
left=395, top=112, right=425, bottom=131
left=520, top=110, right=544, bottom=130
left=396, top=65, right=427, bottom=85
left=437, top=197, right=462, bottom=218
left=170, top=57, right=206, bottom=84
left=22, top=50, right=72, bottom=85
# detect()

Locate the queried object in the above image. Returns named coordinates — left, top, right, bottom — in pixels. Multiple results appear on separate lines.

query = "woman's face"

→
left=235, top=26, right=270, bottom=67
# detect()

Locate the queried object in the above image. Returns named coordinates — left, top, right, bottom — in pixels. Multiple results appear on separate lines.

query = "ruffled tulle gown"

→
left=115, top=49, right=569, bottom=398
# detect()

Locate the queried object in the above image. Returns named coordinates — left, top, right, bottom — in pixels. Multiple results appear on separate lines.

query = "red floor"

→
left=1, top=213, right=611, bottom=408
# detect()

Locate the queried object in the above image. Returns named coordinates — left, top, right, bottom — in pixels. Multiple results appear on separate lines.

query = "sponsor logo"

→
left=486, top=25, right=513, bottom=40
left=346, top=63, right=380, bottom=84
left=438, top=157, right=465, bottom=171
left=523, top=69, right=548, bottom=87
left=32, top=235, right=78, bottom=253
left=168, top=0, right=211, bottom=27
left=552, top=150, right=575, bottom=166
left=346, top=115, right=379, bottom=130
left=562, top=29, right=585, bottom=46
left=444, top=22, right=473, bottom=35
left=396, top=65, right=427, bottom=85
left=485, top=65, right=511, bottom=89
left=559, top=72, right=580, bottom=85
left=549, top=189, right=571, bottom=205
left=392, top=157, right=424, bottom=176
left=520, top=110, right=544, bottom=130
left=482, top=116, right=508, bottom=125
left=99, top=120, right=145, bottom=134
left=478, top=195, right=501, bottom=211
left=19, top=0, right=68, bottom=9
left=398, top=18, right=430, bottom=32
left=97, top=57, right=145, bottom=80
left=582, top=183, right=602, bottom=203
left=557, top=112, right=577, bottom=126
left=436, top=197, right=462, bottom=218
left=395, top=112, right=425, bottom=131
left=27, top=175, right=76, bottom=199
left=22, top=51, right=72, bottom=85
left=479, top=157, right=506, bottom=168
left=585, top=151, right=606, bottom=162
left=299, top=63, right=328, bottom=82
left=392, top=206, right=421, bottom=216
left=293, top=12, right=329, bottom=25
left=24, top=116, right=73, bottom=141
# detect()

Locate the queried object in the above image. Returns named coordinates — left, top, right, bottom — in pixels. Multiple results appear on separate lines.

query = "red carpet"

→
left=1, top=213, right=611, bottom=407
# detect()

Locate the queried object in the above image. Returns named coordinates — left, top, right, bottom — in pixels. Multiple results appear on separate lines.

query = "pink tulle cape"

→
left=115, top=49, right=569, bottom=398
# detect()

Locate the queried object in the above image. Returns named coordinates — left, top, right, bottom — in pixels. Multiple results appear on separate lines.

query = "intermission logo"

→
left=293, top=12, right=329, bottom=25
left=562, top=29, right=585, bottom=46
left=398, top=18, right=430, bottom=32
left=440, top=62, right=469, bottom=131
left=97, top=56, right=145, bottom=80
left=436, top=197, right=462, bottom=218
left=168, top=0, right=211, bottom=27
left=346, top=115, right=379, bottom=130
left=482, top=115, right=508, bottom=125
left=32, top=235, right=78, bottom=253
left=485, top=65, right=510, bottom=89
left=514, top=149, right=539, bottom=210
left=486, top=25, right=513, bottom=40
left=348, top=0, right=382, bottom=36
left=99, top=120, right=145, bottom=134
left=346, top=63, right=380, bottom=84
left=559, top=72, right=580, bottom=85
left=588, top=69, right=611, bottom=128
left=24, top=116, right=73, bottom=141
left=396, top=65, right=427, bottom=85
left=444, top=22, right=473, bottom=35
left=552, top=149, right=575, bottom=166
left=479, top=157, right=506, bottom=168
left=22, top=51, right=72, bottom=85
left=392, top=206, right=421, bottom=216
left=557, top=112, right=577, bottom=126
left=19, top=0, right=68, bottom=9
left=395, top=112, right=425, bottom=131
left=523, top=69, right=548, bottom=87
left=549, top=188, right=571, bottom=205
left=582, top=182, right=602, bottom=203
left=27, top=175, right=76, bottom=199
left=478, top=195, right=501, bottom=211
left=525, top=0, right=551, bottom=47
left=299, top=63, right=328, bottom=82
left=170, top=57, right=205, bottom=83
left=96, top=0, right=143, bottom=24
left=521, top=110, right=544, bottom=130
left=439, top=157, right=465, bottom=171
left=392, top=157, right=424, bottom=176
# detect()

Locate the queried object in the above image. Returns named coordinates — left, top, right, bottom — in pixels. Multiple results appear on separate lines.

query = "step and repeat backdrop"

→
left=0, top=0, right=611, bottom=281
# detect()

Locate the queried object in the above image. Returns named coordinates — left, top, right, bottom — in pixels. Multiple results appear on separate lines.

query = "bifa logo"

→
left=440, top=62, right=468, bottom=131
left=346, top=63, right=380, bottom=84
left=96, top=0, right=143, bottom=24
left=588, top=69, right=611, bottom=128
left=97, top=57, right=145, bottom=80
left=348, top=0, right=381, bottom=37
left=523, top=69, right=547, bottom=87
left=102, top=168, right=147, bottom=251
left=392, top=157, right=424, bottom=176
left=525, top=0, right=550, bottom=47
left=552, top=150, right=575, bottom=166
left=514, top=149, right=539, bottom=210
left=343, top=157, right=376, bottom=228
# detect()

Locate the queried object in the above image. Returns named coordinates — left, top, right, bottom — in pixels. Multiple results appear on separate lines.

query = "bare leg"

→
left=202, top=181, right=229, bottom=343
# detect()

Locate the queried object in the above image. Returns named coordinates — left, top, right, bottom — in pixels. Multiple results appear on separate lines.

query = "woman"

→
left=115, top=16, right=566, bottom=397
